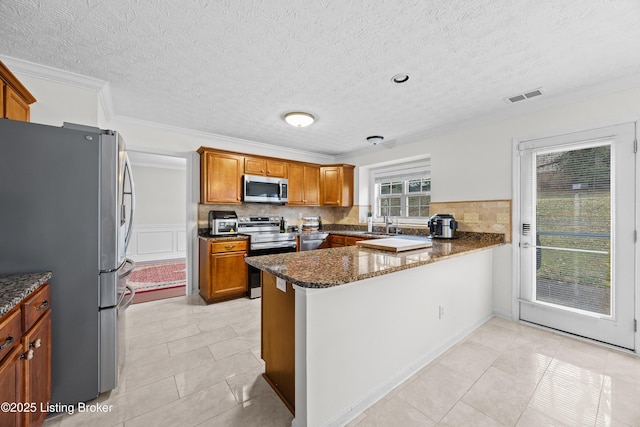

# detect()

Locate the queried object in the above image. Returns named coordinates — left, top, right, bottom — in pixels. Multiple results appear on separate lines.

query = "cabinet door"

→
left=244, top=157, right=266, bottom=176
left=321, top=166, right=342, bottom=206
left=287, top=164, right=320, bottom=206
left=210, top=251, right=248, bottom=300
left=22, top=310, right=51, bottom=427
left=200, top=151, right=243, bottom=204
left=303, top=166, right=320, bottom=206
left=0, top=345, right=22, bottom=427
left=5, top=85, right=30, bottom=122
left=261, top=272, right=295, bottom=412
left=266, top=160, right=286, bottom=178
left=286, top=163, right=305, bottom=205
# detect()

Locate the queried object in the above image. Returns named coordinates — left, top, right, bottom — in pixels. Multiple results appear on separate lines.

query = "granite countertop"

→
left=198, top=234, right=250, bottom=242
left=0, top=272, right=52, bottom=316
left=245, top=233, right=504, bottom=289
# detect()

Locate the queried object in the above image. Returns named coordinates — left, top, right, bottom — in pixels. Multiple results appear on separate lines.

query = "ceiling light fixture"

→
left=391, top=73, right=410, bottom=84
left=367, top=135, right=384, bottom=145
left=284, top=112, right=315, bottom=127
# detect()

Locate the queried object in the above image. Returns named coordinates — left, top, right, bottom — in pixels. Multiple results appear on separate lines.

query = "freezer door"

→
left=99, top=258, right=135, bottom=309
left=98, top=306, right=117, bottom=393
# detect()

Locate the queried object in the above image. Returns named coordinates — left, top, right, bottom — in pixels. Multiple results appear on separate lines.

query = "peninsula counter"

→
left=245, top=234, right=504, bottom=427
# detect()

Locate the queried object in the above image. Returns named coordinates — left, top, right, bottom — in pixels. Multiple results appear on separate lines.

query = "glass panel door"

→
left=518, top=123, right=636, bottom=350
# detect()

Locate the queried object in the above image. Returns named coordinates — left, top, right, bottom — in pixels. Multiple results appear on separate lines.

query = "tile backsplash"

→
left=429, top=200, right=512, bottom=242
left=198, top=199, right=512, bottom=242
left=197, top=204, right=350, bottom=228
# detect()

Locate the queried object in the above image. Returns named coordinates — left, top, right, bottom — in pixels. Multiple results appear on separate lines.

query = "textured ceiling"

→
left=1, top=0, right=640, bottom=156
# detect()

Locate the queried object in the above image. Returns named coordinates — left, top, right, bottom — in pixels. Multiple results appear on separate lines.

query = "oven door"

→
left=248, top=245, right=297, bottom=298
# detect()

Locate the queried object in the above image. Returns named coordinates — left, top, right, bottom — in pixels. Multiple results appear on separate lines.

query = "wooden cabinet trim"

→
left=199, top=238, right=248, bottom=303
left=21, top=284, right=51, bottom=333
left=0, top=60, right=36, bottom=104
left=0, top=307, right=21, bottom=365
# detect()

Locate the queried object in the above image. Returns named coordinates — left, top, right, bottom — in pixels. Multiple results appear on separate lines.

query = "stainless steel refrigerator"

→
left=0, top=119, right=136, bottom=406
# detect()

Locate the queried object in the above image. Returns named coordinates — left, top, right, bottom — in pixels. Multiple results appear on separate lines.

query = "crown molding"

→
left=0, top=54, right=335, bottom=162
left=0, top=54, right=106, bottom=92
left=110, top=114, right=337, bottom=163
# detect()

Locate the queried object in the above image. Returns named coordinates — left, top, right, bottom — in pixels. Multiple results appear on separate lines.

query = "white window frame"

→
left=369, top=159, right=431, bottom=224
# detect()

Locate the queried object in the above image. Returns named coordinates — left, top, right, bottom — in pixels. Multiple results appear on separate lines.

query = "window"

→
left=371, top=159, right=431, bottom=221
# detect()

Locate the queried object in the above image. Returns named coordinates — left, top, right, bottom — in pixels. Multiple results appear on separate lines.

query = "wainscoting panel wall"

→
left=126, top=224, right=187, bottom=262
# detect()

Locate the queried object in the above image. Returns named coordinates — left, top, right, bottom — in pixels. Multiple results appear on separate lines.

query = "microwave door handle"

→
left=279, top=182, right=283, bottom=200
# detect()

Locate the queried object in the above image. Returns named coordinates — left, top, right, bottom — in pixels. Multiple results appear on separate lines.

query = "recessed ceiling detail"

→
left=505, top=88, right=544, bottom=104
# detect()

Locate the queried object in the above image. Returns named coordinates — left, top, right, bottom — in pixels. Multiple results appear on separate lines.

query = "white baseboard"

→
left=321, top=313, right=493, bottom=427
left=126, top=223, right=186, bottom=263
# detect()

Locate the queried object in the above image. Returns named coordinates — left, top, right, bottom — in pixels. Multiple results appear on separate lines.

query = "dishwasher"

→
left=299, top=233, right=329, bottom=251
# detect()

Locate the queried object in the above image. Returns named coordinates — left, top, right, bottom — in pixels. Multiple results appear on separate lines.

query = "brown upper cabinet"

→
left=198, top=147, right=354, bottom=207
left=287, top=162, right=320, bottom=206
left=0, top=60, right=36, bottom=122
left=198, top=148, right=244, bottom=204
left=244, top=156, right=287, bottom=178
left=320, top=164, right=355, bottom=207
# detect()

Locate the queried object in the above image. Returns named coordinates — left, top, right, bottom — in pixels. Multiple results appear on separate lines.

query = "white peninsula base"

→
left=292, top=249, right=494, bottom=427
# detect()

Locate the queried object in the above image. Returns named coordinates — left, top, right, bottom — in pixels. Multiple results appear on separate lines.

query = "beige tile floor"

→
left=43, top=296, right=640, bottom=426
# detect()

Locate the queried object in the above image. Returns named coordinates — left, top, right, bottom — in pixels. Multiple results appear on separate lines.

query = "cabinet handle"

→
left=225, top=245, right=235, bottom=250
left=36, top=300, right=49, bottom=311
left=21, top=349, right=34, bottom=360
left=29, top=338, right=42, bottom=349
left=0, top=335, right=13, bottom=350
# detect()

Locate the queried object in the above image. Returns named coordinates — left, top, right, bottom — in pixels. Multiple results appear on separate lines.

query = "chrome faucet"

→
left=385, top=216, right=393, bottom=234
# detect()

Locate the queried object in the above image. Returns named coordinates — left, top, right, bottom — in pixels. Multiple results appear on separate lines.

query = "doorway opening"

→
left=126, top=151, right=188, bottom=304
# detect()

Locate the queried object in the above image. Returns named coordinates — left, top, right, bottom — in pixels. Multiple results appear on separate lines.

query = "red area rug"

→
left=127, top=259, right=186, bottom=294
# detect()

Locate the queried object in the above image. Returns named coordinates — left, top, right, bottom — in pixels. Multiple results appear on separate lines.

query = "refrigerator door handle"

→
left=118, top=285, right=135, bottom=314
left=122, top=154, right=135, bottom=251
left=116, top=258, right=135, bottom=307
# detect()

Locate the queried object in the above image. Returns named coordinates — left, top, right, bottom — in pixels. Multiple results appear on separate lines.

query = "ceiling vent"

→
left=505, top=88, right=543, bottom=104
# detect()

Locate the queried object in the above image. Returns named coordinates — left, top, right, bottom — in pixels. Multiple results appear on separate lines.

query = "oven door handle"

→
left=251, top=241, right=297, bottom=251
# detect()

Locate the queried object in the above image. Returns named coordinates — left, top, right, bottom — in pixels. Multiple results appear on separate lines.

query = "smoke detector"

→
left=504, top=88, right=544, bottom=103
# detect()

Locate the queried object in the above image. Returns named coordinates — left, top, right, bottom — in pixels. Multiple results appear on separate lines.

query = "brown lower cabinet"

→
left=261, top=272, right=295, bottom=414
left=199, top=239, right=248, bottom=303
left=0, top=283, right=52, bottom=427
left=328, top=234, right=369, bottom=248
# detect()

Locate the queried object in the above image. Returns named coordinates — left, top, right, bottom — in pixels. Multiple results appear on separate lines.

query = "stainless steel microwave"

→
left=243, top=175, right=288, bottom=204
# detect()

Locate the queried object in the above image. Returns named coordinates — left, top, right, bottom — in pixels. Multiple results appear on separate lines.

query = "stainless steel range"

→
left=238, top=216, right=297, bottom=298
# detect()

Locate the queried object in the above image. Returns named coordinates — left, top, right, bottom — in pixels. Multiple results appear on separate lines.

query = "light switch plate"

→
left=464, top=212, right=479, bottom=223
left=497, top=213, right=510, bottom=224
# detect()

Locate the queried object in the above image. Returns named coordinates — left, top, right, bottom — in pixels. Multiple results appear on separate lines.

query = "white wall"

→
left=132, top=165, right=186, bottom=224
left=337, top=86, right=640, bottom=317
left=18, top=74, right=100, bottom=127
left=124, top=164, right=187, bottom=262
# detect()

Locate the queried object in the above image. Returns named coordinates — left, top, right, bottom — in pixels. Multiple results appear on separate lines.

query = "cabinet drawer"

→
left=0, top=307, right=21, bottom=363
left=330, top=235, right=345, bottom=245
left=22, top=284, right=51, bottom=333
left=210, top=240, right=248, bottom=253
